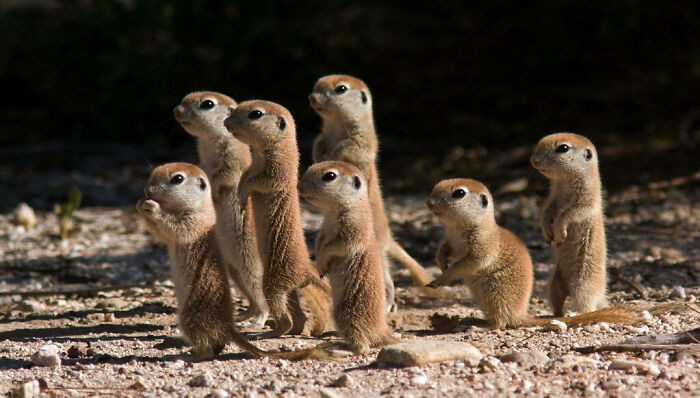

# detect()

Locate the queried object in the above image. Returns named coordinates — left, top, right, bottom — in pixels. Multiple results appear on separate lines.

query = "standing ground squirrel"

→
left=425, top=178, right=635, bottom=328
left=309, top=74, right=436, bottom=311
left=173, top=91, right=268, bottom=326
left=223, top=100, right=332, bottom=338
left=299, top=161, right=398, bottom=353
left=531, top=133, right=608, bottom=316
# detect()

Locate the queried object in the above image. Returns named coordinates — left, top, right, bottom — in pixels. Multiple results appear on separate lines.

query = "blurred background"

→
left=1, top=0, right=698, bottom=210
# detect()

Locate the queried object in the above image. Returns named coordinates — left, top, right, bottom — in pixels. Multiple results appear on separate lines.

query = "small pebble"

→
left=104, top=313, right=115, bottom=322
left=330, top=374, right=353, bottom=387
left=13, top=203, right=37, bottom=229
left=500, top=350, right=548, bottom=365
left=189, top=372, right=214, bottom=387
left=67, top=343, right=92, bottom=359
left=545, top=320, right=567, bottom=333
left=479, top=356, right=501, bottom=370
left=30, top=345, right=61, bottom=367
left=207, top=389, right=229, bottom=398
left=669, top=286, right=686, bottom=299
left=410, top=374, right=427, bottom=385
left=610, top=360, right=661, bottom=376
left=10, top=380, right=40, bottom=398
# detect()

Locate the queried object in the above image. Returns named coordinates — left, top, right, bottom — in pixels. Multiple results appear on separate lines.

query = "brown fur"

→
left=426, top=179, right=634, bottom=328
left=174, top=91, right=268, bottom=326
left=299, top=161, right=398, bottom=354
left=223, top=101, right=332, bottom=338
left=136, top=163, right=340, bottom=361
left=309, top=74, right=436, bottom=311
left=531, top=133, right=608, bottom=316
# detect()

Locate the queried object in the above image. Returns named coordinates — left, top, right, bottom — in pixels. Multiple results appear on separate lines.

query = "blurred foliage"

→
left=1, top=1, right=699, bottom=154
left=54, top=184, right=81, bottom=239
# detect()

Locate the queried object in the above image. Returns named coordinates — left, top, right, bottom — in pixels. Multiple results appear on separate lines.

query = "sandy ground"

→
left=0, top=183, right=698, bottom=397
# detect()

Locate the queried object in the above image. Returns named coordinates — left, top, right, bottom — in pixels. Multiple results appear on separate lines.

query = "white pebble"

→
left=410, top=375, right=428, bottom=385
left=545, top=320, right=568, bottom=333
left=30, top=345, right=61, bottom=367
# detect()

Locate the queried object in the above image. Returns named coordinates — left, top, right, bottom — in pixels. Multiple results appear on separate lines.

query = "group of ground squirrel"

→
left=136, top=74, right=639, bottom=361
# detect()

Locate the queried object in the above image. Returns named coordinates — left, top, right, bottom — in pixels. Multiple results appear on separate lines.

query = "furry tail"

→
left=299, top=277, right=333, bottom=336
left=385, top=240, right=433, bottom=286
left=529, top=306, right=639, bottom=327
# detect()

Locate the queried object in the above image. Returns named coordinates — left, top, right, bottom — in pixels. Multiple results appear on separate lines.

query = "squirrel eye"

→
left=334, top=85, right=347, bottom=94
left=321, top=171, right=337, bottom=181
left=170, top=174, right=184, bottom=184
left=200, top=100, right=215, bottom=110
left=248, top=110, right=263, bottom=119
left=555, top=144, right=570, bottom=153
left=452, top=189, right=466, bottom=199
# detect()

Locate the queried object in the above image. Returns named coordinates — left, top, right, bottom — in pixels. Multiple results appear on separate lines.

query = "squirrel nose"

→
left=425, top=198, right=435, bottom=208
left=308, top=93, right=320, bottom=106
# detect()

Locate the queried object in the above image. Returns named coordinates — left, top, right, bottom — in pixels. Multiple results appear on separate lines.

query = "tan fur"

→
left=174, top=91, right=268, bottom=326
left=309, top=74, right=436, bottom=311
left=223, top=101, right=332, bottom=338
left=299, top=161, right=398, bottom=354
left=136, top=163, right=341, bottom=361
left=531, top=133, right=608, bottom=316
left=425, top=179, right=635, bottom=329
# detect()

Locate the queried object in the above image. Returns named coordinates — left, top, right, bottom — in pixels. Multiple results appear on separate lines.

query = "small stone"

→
left=555, top=354, right=598, bottom=370
left=320, top=388, right=343, bottom=398
left=10, top=380, right=40, bottom=398
left=13, top=203, right=37, bottom=229
left=104, top=313, right=115, bottom=322
left=375, top=340, right=482, bottom=366
left=67, top=343, right=91, bottom=359
left=30, top=345, right=61, bottom=367
left=545, top=320, right=567, bottom=333
left=14, top=300, right=45, bottom=313
left=520, top=379, right=533, bottom=391
left=479, top=356, right=501, bottom=370
left=669, top=286, right=686, bottom=299
left=189, top=372, right=214, bottom=387
left=640, top=311, right=653, bottom=322
left=329, top=374, right=353, bottom=387
left=129, top=377, right=147, bottom=390
left=624, top=325, right=650, bottom=335
left=610, top=360, right=661, bottom=376
left=96, top=298, right=129, bottom=310
left=585, top=322, right=610, bottom=333
left=500, top=350, right=549, bottom=365
left=206, top=389, right=229, bottom=398
left=410, top=374, right=428, bottom=385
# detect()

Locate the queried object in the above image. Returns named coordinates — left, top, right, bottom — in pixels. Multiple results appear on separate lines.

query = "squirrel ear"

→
left=584, top=148, right=593, bottom=161
left=353, top=175, right=362, bottom=190
left=480, top=193, right=489, bottom=208
left=361, top=91, right=368, bottom=104
left=277, top=116, right=286, bottom=131
left=199, top=177, right=207, bottom=191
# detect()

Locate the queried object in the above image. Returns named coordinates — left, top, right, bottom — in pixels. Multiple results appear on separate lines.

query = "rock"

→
left=500, top=350, right=549, bottom=365
left=375, top=340, right=482, bottom=367
left=320, top=388, right=344, bottom=398
left=545, top=320, right=567, bottom=333
left=67, top=343, right=92, bottom=358
left=624, top=325, right=650, bottom=335
left=206, top=389, right=229, bottom=398
left=410, top=374, right=427, bottom=385
left=669, top=286, right=686, bottom=299
left=555, top=354, right=598, bottom=370
left=10, top=380, right=40, bottom=398
left=329, top=374, right=353, bottom=387
left=104, top=313, right=115, bottom=322
left=30, top=345, right=61, bottom=367
left=609, top=360, right=661, bottom=376
left=585, top=322, right=610, bottom=333
left=13, top=203, right=37, bottom=229
left=129, top=377, right=147, bottom=390
left=479, top=356, right=501, bottom=370
left=15, top=300, right=45, bottom=313
left=189, top=372, right=214, bottom=387
left=96, top=298, right=129, bottom=310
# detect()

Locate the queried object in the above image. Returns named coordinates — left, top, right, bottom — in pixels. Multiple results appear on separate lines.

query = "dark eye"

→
left=200, top=100, right=215, bottom=110
left=248, top=110, right=263, bottom=119
left=555, top=144, right=570, bottom=153
left=322, top=171, right=337, bottom=181
left=170, top=174, right=184, bottom=184
left=334, top=85, right=347, bottom=94
left=452, top=189, right=466, bottom=199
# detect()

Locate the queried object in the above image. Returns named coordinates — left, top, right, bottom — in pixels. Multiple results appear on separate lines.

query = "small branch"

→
left=610, top=268, right=648, bottom=299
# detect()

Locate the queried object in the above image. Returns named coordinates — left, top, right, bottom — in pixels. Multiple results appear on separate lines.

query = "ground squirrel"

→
left=223, top=100, right=332, bottom=338
left=531, top=133, right=608, bottom=316
left=425, top=178, right=634, bottom=328
left=299, top=161, right=398, bottom=353
left=309, top=74, right=436, bottom=311
left=173, top=91, right=268, bottom=326
left=136, top=163, right=335, bottom=360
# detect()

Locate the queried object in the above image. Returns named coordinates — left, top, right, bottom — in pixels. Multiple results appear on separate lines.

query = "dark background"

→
left=1, top=1, right=698, bottom=209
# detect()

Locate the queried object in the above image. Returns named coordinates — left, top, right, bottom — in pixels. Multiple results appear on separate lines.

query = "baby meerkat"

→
left=173, top=91, right=268, bottom=326
left=531, top=133, right=608, bottom=316
left=136, top=163, right=272, bottom=359
left=425, top=179, right=635, bottom=329
left=223, top=100, right=332, bottom=338
left=309, top=74, right=436, bottom=311
left=299, top=161, right=398, bottom=354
